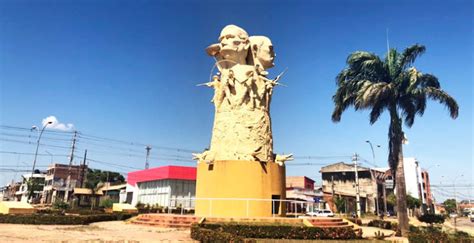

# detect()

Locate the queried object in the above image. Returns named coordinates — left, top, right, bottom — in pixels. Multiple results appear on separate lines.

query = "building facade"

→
left=403, top=158, right=425, bottom=202
left=286, top=176, right=324, bottom=213
left=320, top=162, right=387, bottom=214
left=42, top=163, right=87, bottom=204
left=421, top=170, right=433, bottom=210
left=16, top=173, right=46, bottom=203
left=126, top=166, right=196, bottom=209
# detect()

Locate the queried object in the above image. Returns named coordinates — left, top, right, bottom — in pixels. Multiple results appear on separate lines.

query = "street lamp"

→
left=31, top=121, right=53, bottom=176
left=45, top=150, right=54, bottom=164
left=424, top=164, right=440, bottom=171
left=365, top=140, right=381, bottom=166
left=442, top=174, right=465, bottom=232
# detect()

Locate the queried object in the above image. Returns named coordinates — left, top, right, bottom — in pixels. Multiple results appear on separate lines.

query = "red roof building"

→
left=125, top=166, right=197, bottom=207
left=127, top=166, right=196, bottom=186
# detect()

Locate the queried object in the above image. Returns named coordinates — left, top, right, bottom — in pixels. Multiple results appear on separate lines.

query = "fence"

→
left=168, top=197, right=325, bottom=217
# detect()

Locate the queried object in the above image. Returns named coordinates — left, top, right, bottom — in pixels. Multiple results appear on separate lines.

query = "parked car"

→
left=469, top=212, right=474, bottom=222
left=305, top=209, right=334, bottom=217
left=317, top=209, right=335, bottom=217
left=449, top=213, right=458, bottom=218
left=305, top=211, right=319, bottom=217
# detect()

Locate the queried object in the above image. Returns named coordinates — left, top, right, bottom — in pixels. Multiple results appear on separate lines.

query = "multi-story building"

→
left=403, top=157, right=436, bottom=213
left=15, top=172, right=46, bottom=203
left=320, top=162, right=388, bottom=214
left=421, top=170, right=433, bottom=210
left=126, top=165, right=196, bottom=209
left=403, top=158, right=425, bottom=202
left=0, top=182, right=21, bottom=201
left=286, top=176, right=324, bottom=213
left=42, top=163, right=87, bottom=204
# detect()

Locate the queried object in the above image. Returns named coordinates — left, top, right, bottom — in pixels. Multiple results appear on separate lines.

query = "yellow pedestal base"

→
left=195, top=160, right=286, bottom=217
left=0, top=201, right=36, bottom=214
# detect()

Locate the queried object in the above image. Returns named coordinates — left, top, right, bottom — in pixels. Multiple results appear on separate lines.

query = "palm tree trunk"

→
left=389, top=106, right=409, bottom=236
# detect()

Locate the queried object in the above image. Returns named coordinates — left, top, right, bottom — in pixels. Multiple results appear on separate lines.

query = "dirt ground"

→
left=0, top=221, right=195, bottom=243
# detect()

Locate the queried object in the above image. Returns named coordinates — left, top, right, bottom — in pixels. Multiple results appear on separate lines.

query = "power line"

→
left=2, top=125, right=201, bottom=153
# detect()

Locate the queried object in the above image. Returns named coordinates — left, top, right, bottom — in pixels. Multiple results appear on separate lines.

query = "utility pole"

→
left=80, top=150, right=87, bottom=188
left=65, top=131, right=77, bottom=202
left=331, top=175, right=335, bottom=197
left=145, top=145, right=151, bottom=169
left=69, top=131, right=77, bottom=167
left=353, top=153, right=361, bottom=218
left=383, top=182, right=387, bottom=215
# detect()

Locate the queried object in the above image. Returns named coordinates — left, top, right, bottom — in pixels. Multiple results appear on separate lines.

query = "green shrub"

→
left=367, top=219, right=397, bottom=231
left=418, top=214, right=445, bottom=225
left=408, top=226, right=447, bottom=243
left=408, top=226, right=474, bottom=243
left=52, top=200, right=70, bottom=210
left=65, top=209, right=105, bottom=215
left=449, top=230, right=474, bottom=243
left=191, top=224, right=246, bottom=242
left=0, top=213, right=134, bottom=225
left=99, top=198, right=114, bottom=209
left=36, top=208, right=64, bottom=215
left=192, top=223, right=361, bottom=240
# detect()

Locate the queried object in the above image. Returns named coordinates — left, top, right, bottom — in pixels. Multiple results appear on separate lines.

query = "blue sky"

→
left=1, top=0, right=472, bottom=201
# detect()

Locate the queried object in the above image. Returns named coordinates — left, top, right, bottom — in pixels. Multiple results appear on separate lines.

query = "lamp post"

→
left=45, top=150, right=54, bottom=164
left=442, top=174, right=464, bottom=232
left=365, top=140, right=381, bottom=166
left=31, top=121, right=52, bottom=177
left=366, top=140, right=382, bottom=216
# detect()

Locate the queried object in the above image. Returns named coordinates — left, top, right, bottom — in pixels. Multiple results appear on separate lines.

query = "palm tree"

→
left=331, top=44, right=458, bottom=236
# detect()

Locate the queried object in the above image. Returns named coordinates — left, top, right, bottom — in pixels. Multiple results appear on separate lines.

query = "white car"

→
left=469, top=213, right=474, bottom=222
left=306, top=209, right=334, bottom=217
left=317, top=209, right=335, bottom=217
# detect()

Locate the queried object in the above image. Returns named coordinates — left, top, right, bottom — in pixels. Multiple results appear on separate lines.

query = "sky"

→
left=0, top=0, right=472, bottom=202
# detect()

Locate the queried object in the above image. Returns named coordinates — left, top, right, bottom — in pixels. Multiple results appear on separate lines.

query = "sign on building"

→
left=385, top=179, right=394, bottom=189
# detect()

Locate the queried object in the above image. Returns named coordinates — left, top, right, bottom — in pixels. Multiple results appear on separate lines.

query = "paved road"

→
left=446, top=217, right=474, bottom=235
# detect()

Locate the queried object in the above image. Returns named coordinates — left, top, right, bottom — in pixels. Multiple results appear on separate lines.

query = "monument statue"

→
left=195, top=24, right=289, bottom=217
left=194, top=24, right=292, bottom=164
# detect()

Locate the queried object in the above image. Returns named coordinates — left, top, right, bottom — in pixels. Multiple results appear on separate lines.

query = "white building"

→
left=16, top=172, right=46, bottom=203
left=403, top=157, right=426, bottom=204
left=126, top=166, right=196, bottom=209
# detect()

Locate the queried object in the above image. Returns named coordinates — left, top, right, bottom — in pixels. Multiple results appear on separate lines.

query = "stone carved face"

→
left=218, top=25, right=249, bottom=64
left=249, top=36, right=275, bottom=70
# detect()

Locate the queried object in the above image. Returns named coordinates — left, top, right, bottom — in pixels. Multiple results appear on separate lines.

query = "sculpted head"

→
left=218, top=25, right=250, bottom=64
left=249, top=36, right=275, bottom=70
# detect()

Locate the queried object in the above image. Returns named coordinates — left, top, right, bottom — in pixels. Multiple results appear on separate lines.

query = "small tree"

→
left=26, top=177, right=44, bottom=202
left=334, top=196, right=346, bottom=214
left=443, top=199, right=457, bottom=214
left=418, top=214, right=445, bottom=226
left=406, top=195, right=421, bottom=210
left=99, top=198, right=114, bottom=209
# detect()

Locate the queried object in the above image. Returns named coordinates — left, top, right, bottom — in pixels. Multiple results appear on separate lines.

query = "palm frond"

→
left=412, top=89, right=427, bottom=116
left=357, top=82, right=394, bottom=109
left=369, top=101, right=388, bottom=124
left=385, top=48, right=400, bottom=79
left=398, top=96, right=416, bottom=127
left=399, top=44, right=426, bottom=70
left=424, top=87, right=459, bottom=119
left=420, top=73, right=441, bottom=88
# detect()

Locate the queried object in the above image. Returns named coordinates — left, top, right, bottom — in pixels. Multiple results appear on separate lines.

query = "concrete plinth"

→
left=0, top=201, right=36, bottom=214
left=195, top=160, right=286, bottom=217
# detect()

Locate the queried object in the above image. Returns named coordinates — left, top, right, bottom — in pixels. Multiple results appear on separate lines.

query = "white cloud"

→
left=42, top=116, right=75, bottom=131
